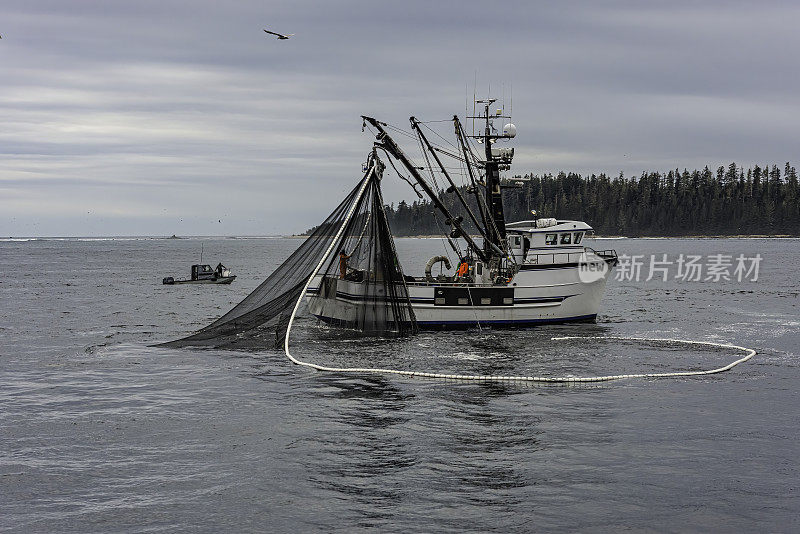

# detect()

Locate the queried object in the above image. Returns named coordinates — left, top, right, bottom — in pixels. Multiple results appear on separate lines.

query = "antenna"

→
left=472, top=71, right=477, bottom=137
left=200, top=242, right=204, bottom=264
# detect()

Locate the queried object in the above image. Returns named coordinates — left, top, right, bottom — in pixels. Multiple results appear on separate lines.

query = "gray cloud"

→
left=2, top=0, right=799, bottom=236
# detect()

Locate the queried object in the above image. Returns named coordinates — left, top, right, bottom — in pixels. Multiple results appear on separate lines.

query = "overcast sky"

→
left=2, top=0, right=799, bottom=236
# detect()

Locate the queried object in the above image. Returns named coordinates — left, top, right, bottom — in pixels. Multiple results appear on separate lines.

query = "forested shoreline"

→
left=383, top=163, right=800, bottom=237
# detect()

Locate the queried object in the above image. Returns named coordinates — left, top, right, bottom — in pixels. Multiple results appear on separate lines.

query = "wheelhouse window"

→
left=545, top=233, right=557, bottom=245
left=511, top=235, right=522, bottom=248
left=574, top=232, right=583, bottom=244
left=560, top=233, right=571, bottom=244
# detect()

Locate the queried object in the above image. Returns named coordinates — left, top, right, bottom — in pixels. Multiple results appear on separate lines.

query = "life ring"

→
left=425, top=255, right=452, bottom=282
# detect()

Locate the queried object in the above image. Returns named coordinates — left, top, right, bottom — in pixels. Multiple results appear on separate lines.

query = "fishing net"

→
left=308, top=161, right=418, bottom=337
left=160, top=152, right=417, bottom=349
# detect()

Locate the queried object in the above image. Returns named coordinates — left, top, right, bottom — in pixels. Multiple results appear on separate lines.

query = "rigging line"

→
left=459, top=124, right=483, bottom=168
left=384, top=122, right=413, bottom=135
left=370, top=122, right=418, bottom=143
left=431, top=211, right=462, bottom=261
left=415, top=131, right=441, bottom=192
left=416, top=146, right=465, bottom=238
left=454, top=118, right=492, bottom=234
left=433, top=146, right=467, bottom=163
left=465, top=139, right=482, bottom=168
left=418, top=131, right=464, bottom=160
left=387, top=122, right=457, bottom=159
left=412, top=118, right=489, bottom=247
left=424, top=141, right=463, bottom=160
left=430, top=165, right=474, bottom=172
left=348, top=211, right=372, bottom=256
left=364, top=115, right=489, bottom=263
left=456, top=148, right=469, bottom=192
left=465, top=286, right=482, bottom=332
left=454, top=117, right=482, bottom=180
left=380, top=148, right=423, bottom=199
left=421, top=122, right=458, bottom=151
left=383, top=123, right=418, bottom=141
left=420, top=144, right=447, bottom=197
left=418, top=134, right=460, bottom=154
left=368, top=121, right=418, bottom=144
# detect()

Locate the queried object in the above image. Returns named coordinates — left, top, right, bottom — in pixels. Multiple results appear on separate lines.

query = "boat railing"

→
left=590, top=248, right=619, bottom=265
left=523, top=247, right=618, bottom=266
left=405, top=280, right=495, bottom=287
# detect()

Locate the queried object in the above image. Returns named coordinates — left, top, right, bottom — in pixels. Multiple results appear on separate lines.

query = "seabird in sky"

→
left=263, top=29, right=293, bottom=40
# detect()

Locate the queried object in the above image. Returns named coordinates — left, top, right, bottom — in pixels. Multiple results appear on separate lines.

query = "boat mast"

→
left=472, top=98, right=508, bottom=259
left=453, top=116, right=493, bottom=245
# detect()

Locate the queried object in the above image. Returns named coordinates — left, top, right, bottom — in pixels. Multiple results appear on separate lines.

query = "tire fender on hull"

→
left=425, top=255, right=452, bottom=282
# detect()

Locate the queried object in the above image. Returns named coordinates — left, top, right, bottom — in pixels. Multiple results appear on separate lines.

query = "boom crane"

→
left=362, top=115, right=490, bottom=263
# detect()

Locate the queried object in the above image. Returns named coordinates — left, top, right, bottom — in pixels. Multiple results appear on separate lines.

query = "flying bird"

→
left=263, top=29, right=293, bottom=40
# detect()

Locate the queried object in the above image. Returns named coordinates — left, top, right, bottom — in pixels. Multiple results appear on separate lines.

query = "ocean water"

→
left=1, top=236, right=798, bottom=532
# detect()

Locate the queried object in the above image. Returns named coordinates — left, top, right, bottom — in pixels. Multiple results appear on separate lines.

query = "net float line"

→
left=285, top=328, right=756, bottom=383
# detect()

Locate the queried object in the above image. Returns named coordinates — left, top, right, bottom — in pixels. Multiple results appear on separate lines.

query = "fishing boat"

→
left=162, top=263, right=236, bottom=285
left=163, top=96, right=616, bottom=348
left=306, top=100, right=617, bottom=329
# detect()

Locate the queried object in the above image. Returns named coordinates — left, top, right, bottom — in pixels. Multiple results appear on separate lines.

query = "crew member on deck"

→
left=339, top=249, right=351, bottom=279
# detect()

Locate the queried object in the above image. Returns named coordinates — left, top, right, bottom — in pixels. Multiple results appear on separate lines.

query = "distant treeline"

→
left=383, top=163, right=800, bottom=236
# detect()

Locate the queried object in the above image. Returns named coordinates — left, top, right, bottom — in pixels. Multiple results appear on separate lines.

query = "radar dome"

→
left=503, top=123, right=517, bottom=138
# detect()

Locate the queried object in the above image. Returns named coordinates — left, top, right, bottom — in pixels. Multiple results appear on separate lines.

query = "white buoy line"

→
left=283, top=333, right=756, bottom=383
left=281, top=167, right=756, bottom=383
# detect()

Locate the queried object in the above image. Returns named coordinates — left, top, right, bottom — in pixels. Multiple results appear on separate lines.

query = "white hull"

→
left=307, top=250, right=612, bottom=329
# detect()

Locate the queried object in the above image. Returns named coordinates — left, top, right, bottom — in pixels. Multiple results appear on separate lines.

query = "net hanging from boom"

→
left=160, top=151, right=416, bottom=350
